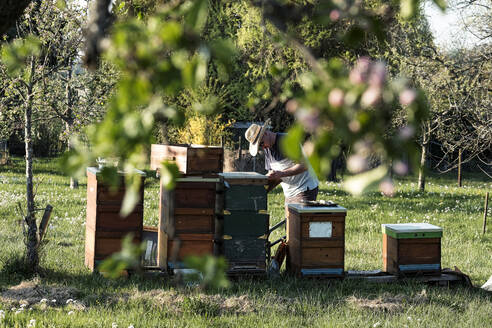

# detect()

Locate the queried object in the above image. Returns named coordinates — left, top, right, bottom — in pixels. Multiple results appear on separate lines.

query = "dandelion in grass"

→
left=27, top=319, right=36, bottom=327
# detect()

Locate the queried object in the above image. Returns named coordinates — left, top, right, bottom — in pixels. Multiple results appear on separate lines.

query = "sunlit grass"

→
left=0, top=157, right=491, bottom=327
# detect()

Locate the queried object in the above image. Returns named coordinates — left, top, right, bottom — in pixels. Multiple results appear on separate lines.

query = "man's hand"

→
left=267, top=170, right=284, bottom=180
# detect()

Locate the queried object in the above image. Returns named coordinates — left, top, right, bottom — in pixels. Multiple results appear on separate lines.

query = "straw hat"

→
left=245, top=119, right=270, bottom=157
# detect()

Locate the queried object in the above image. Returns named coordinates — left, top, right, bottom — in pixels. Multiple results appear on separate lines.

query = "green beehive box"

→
left=223, top=212, right=269, bottom=237
left=220, top=172, right=268, bottom=211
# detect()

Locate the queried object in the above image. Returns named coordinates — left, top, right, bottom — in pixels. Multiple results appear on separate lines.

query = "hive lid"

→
left=382, top=223, right=442, bottom=239
left=219, top=172, right=268, bottom=180
left=176, top=176, right=220, bottom=182
left=288, top=203, right=347, bottom=213
left=87, top=167, right=146, bottom=176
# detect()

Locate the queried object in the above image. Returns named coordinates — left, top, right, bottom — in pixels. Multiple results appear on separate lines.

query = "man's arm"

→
left=266, top=164, right=307, bottom=180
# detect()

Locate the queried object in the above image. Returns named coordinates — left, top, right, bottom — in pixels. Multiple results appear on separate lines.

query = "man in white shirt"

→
left=245, top=120, right=319, bottom=208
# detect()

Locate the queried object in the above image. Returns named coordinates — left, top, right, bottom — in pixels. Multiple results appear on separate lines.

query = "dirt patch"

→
left=347, top=290, right=428, bottom=312
left=0, top=278, right=82, bottom=309
left=131, top=290, right=255, bottom=315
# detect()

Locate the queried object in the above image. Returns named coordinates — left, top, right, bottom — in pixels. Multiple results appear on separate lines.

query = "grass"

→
left=0, top=157, right=491, bottom=327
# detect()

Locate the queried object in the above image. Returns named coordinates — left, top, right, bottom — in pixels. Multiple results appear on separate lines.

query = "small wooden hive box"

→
left=287, top=203, right=346, bottom=277
left=162, top=176, right=222, bottom=267
left=150, top=144, right=223, bottom=176
left=382, top=223, right=442, bottom=276
left=85, top=167, right=146, bottom=271
left=220, top=172, right=269, bottom=274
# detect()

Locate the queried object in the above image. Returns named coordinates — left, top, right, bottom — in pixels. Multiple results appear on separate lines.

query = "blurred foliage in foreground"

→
left=59, top=0, right=441, bottom=215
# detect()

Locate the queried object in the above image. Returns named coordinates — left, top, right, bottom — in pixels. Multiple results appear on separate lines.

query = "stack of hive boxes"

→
left=85, top=167, right=146, bottom=271
left=150, top=144, right=224, bottom=269
left=219, top=172, right=269, bottom=275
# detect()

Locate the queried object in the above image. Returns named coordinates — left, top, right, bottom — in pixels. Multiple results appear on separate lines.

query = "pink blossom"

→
left=399, top=89, right=417, bottom=106
left=361, top=86, right=382, bottom=107
left=369, top=62, right=386, bottom=87
left=393, top=161, right=408, bottom=175
left=303, top=141, right=315, bottom=156
left=380, top=178, right=395, bottom=196
left=286, top=100, right=298, bottom=113
left=347, top=154, right=368, bottom=173
left=328, top=88, right=345, bottom=108
left=295, top=108, right=320, bottom=132
left=350, top=57, right=371, bottom=84
left=329, top=10, right=340, bottom=21
left=399, top=126, right=415, bottom=140
left=348, top=120, right=361, bottom=132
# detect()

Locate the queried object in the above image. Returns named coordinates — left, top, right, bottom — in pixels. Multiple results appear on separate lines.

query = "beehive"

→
left=220, top=172, right=269, bottom=274
left=85, top=167, right=146, bottom=271
left=382, top=223, right=442, bottom=275
left=150, top=144, right=223, bottom=176
left=287, top=203, right=346, bottom=277
left=161, top=177, right=221, bottom=266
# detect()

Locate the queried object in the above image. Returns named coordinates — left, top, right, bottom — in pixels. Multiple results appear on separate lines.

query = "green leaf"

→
left=56, top=0, right=67, bottom=10
left=343, top=165, right=388, bottom=196
left=1, top=36, right=41, bottom=76
left=183, top=255, right=230, bottom=290
left=210, top=39, right=237, bottom=75
left=400, top=0, right=419, bottom=19
left=160, top=161, right=181, bottom=190
left=432, top=0, right=447, bottom=11
left=98, top=234, right=145, bottom=279
left=184, top=0, right=209, bottom=32
left=281, top=124, right=304, bottom=161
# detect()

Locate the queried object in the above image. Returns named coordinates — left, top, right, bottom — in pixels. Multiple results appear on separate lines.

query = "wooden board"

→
left=174, top=208, right=215, bottom=234
left=150, top=144, right=223, bottom=175
left=174, top=181, right=217, bottom=209
left=169, top=234, right=214, bottom=261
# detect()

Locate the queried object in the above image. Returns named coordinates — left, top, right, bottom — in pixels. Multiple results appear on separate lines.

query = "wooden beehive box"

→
left=382, top=223, right=442, bottom=276
left=287, top=203, right=346, bottom=277
left=150, top=144, right=223, bottom=176
left=220, top=172, right=269, bottom=274
left=85, top=167, right=146, bottom=271
left=157, top=176, right=221, bottom=269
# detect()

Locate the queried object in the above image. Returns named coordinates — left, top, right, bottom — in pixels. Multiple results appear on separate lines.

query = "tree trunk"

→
left=25, top=57, right=38, bottom=271
left=418, top=143, right=427, bottom=192
left=66, top=61, right=78, bottom=189
left=457, top=148, right=462, bottom=187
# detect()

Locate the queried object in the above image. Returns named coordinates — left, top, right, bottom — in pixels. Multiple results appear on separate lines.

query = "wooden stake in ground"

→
left=483, top=192, right=489, bottom=235
left=458, top=149, right=462, bottom=187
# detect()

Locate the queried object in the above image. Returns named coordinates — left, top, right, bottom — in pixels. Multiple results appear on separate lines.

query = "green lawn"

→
left=0, top=157, right=491, bottom=327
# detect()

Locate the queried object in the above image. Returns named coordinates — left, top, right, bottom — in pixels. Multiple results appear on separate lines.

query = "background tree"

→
left=0, top=0, right=110, bottom=271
